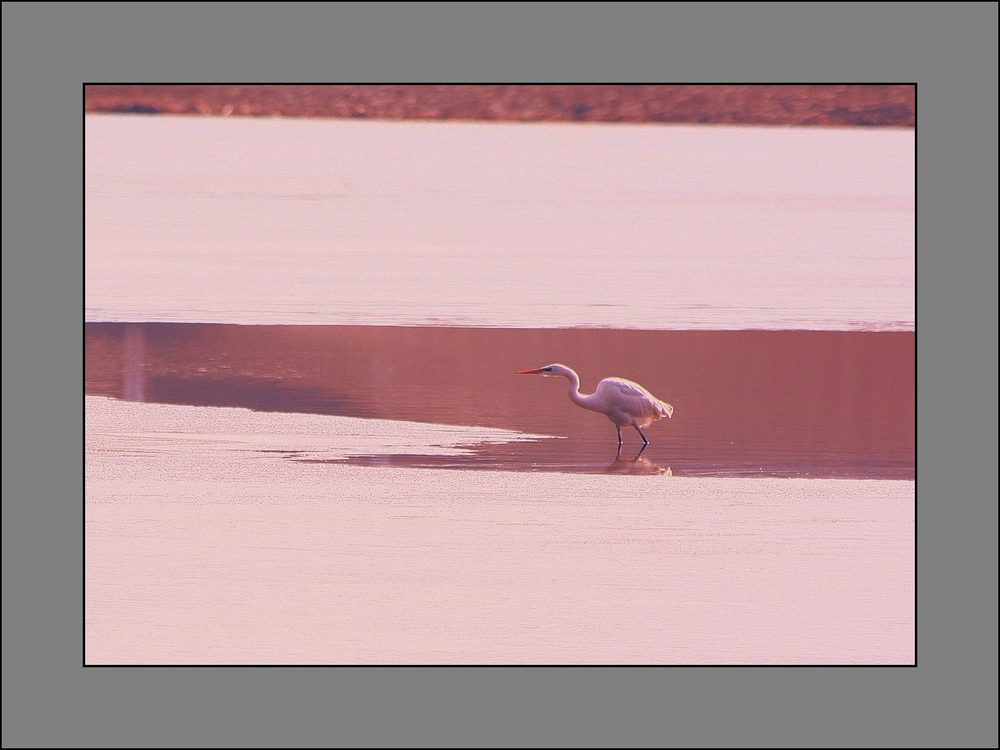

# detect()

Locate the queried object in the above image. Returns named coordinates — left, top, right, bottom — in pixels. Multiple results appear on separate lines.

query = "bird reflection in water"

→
left=603, top=444, right=672, bottom=476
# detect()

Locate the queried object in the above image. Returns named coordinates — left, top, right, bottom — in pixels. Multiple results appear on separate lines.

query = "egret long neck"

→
left=563, top=371, right=594, bottom=409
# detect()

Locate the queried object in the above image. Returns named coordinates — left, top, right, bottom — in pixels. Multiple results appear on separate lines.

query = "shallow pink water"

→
left=84, top=115, right=915, bottom=664
left=85, top=115, right=914, bottom=330
left=86, top=397, right=914, bottom=664
left=87, top=323, right=914, bottom=479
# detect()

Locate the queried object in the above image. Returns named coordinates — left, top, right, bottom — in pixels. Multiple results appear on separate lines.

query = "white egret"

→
left=517, top=364, right=674, bottom=446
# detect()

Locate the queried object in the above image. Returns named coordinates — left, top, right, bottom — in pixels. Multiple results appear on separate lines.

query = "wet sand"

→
left=86, top=396, right=914, bottom=665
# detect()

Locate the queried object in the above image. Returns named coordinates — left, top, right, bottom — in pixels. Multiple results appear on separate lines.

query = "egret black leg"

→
left=636, top=426, right=649, bottom=446
left=617, top=426, right=623, bottom=446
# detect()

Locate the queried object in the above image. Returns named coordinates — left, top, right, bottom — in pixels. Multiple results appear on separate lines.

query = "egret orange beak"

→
left=517, top=368, right=545, bottom=375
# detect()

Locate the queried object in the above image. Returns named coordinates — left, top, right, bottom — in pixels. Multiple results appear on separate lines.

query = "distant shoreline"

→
left=85, top=84, right=914, bottom=127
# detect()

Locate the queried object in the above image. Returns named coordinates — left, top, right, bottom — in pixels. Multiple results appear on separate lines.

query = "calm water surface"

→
left=86, top=395, right=914, bottom=665
left=86, top=115, right=913, bottom=330
left=87, top=323, right=913, bottom=479
left=85, top=115, right=914, bottom=663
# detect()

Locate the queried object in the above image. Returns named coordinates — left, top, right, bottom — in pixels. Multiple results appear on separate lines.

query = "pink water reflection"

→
left=86, top=323, right=914, bottom=478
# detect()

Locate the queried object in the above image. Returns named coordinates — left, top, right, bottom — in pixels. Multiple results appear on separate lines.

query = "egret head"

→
left=516, top=363, right=574, bottom=378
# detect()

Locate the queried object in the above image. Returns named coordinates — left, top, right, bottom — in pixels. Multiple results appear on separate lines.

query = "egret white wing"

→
left=595, top=377, right=674, bottom=421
